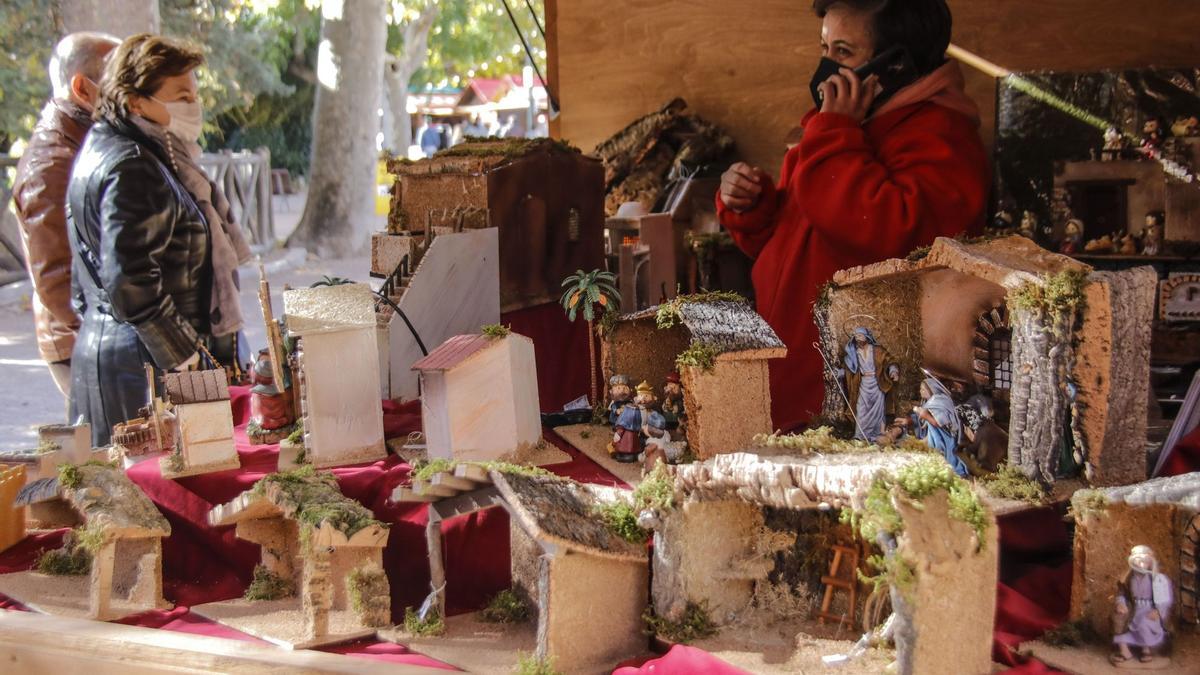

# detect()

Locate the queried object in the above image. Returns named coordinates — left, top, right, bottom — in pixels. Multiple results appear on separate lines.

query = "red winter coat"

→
left=717, top=62, right=989, bottom=431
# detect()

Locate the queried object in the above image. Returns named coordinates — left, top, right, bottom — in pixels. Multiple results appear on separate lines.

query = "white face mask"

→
left=152, top=96, right=203, bottom=144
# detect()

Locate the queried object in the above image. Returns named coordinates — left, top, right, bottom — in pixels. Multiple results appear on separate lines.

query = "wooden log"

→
left=426, top=513, right=446, bottom=620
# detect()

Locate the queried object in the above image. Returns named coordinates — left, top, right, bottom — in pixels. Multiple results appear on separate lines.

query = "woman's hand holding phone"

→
left=720, top=162, right=766, bottom=213
left=819, top=68, right=880, bottom=122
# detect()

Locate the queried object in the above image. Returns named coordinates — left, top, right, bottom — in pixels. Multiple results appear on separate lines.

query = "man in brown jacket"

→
left=12, top=32, right=119, bottom=398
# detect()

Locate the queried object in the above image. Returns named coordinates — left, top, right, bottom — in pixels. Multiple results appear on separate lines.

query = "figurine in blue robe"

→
left=911, top=376, right=968, bottom=477
left=609, top=381, right=666, bottom=463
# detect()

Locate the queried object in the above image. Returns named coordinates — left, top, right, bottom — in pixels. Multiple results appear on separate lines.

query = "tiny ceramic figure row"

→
left=1007, top=209, right=1167, bottom=257
left=842, top=327, right=1005, bottom=478
left=605, top=373, right=688, bottom=468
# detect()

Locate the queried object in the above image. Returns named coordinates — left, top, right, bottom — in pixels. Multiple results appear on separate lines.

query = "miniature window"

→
left=989, top=330, right=1013, bottom=391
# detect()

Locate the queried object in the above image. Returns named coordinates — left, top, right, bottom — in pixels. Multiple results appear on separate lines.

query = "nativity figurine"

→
left=1141, top=211, right=1165, bottom=256
left=1142, top=116, right=1167, bottom=149
left=895, top=375, right=967, bottom=477
left=609, top=381, right=667, bottom=464
left=248, top=348, right=296, bottom=444
left=1101, top=127, right=1126, bottom=161
left=1111, top=544, right=1173, bottom=667
left=843, top=327, right=900, bottom=443
left=607, top=374, right=633, bottom=426
left=1059, top=218, right=1084, bottom=255
left=661, top=372, right=686, bottom=432
left=1018, top=211, right=1039, bottom=240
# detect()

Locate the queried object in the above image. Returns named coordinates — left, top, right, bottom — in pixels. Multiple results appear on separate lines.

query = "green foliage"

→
left=0, top=0, right=57, bottom=148
left=642, top=602, right=717, bottom=644
left=58, top=463, right=81, bottom=489
left=410, top=458, right=551, bottom=483
left=479, top=588, right=529, bottom=624
left=560, top=269, right=620, bottom=323
left=675, top=340, right=719, bottom=372
left=1041, top=618, right=1100, bottom=647
left=594, top=501, right=648, bottom=545
left=632, top=463, right=675, bottom=512
left=481, top=323, right=511, bottom=338
left=251, top=466, right=381, bottom=538
left=980, top=464, right=1047, bottom=503
left=163, top=451, right=186, bottom=475
left=403, top=606, right=445, bottom=636
left=346, top=564, right=391, bottom=626
left=1069, top=489, right=1109, bottom=521
left=36, top=547, right=91, bottom=576
left=244, top=564, right=294, bottom=601
left=842, top=458, right=990, bottom=599
left=655, top=291, right=747, bottom=329
left=35, top=440, right=61, bottom=455
left=72, top=524, right=108, bottom=556
left=1008, top=270, right=1089, bottom=317
left=514, top=652, right=562, bottom=675
left=597, top=309, right=620, bottom=336
left=813, top=282, right=836, bottom=312
left=752, top=426, right=933, bottom=455
left=285, top=422, right=305, bottom=445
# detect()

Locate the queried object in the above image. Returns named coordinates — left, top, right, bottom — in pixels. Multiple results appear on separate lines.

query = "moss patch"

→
left=244, top=564, right=294, bottom=600
left=675, top=340, right=719, bottom=372
left=656, top=291, right=748, bottom=329
left=1041, top=618, right=1100, bottom=647
left=35, top=543, right=91, bottom=576
left=515, top=652, right=563, bottom=675
left=753, top=426, right=930, bottom=455
left=633, top=463, right=674, bottom=511
left=410, top=458, right=552, bottom=484
left=843, top=458, right=989, bottom=598
left=285, top=422, right=304, bottom=445
left=251, top=466, right=381, bottom=538
left=596, top=463, right=675, bottom=544
left=58, top=464, right=82, bottom=489
left=594, top=501, right=648, bottom=545
left=432, top=136, right=580, bottom=160
left=1069, top=489, right=1109, bottom=521
left=347, top=564, right=391, bottom=627
left=163, top=451, right=185, bottom=474
left=1008, top=270, right=1088, bottom=317
left=642, top=601, right=717, bottom=643
left=481, top=323, right=511, bottom=338
left=403, top=606, right=445, bottom=636
left=979, top=464, right=1047, bottom=503
left=479, top=588, right=530, bottom=624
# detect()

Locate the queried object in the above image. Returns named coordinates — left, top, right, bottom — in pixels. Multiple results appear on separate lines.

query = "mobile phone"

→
left=810, top=45, right=920, bottom=110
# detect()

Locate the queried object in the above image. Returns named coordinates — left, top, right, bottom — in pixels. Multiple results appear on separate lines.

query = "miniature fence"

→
left=198, top=149, right=276, bottom=248
left=0, top=157, right=24, bottom=271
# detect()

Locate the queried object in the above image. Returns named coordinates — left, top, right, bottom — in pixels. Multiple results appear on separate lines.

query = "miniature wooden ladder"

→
left=817, top=544, right=859, bottom=627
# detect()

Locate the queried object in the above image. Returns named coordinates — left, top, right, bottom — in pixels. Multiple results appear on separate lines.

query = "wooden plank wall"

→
left=549, top=0, right=1200, bottom=174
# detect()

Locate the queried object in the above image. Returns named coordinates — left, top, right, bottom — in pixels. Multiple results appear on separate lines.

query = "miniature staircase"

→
left=817, top=544, right=860, bottom=627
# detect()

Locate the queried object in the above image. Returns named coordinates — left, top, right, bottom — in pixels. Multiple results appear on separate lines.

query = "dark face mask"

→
left=809, top=45, right=919, bottom=112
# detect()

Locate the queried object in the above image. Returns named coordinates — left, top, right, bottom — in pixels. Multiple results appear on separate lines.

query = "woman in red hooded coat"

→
left=717, top=0, right=989, bottom=432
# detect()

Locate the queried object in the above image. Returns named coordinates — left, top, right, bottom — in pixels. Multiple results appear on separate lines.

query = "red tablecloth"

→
left=2, top=301, right=1197, bottom=672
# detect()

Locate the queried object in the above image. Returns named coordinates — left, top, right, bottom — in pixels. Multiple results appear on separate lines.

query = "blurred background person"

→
left=68, top=34, right=219, bottom=446
left=11, top=31, right=120, bottom=405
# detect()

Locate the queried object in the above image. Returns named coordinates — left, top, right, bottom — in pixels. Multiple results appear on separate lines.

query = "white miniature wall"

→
left=384, top=229, right=500, bottom=401
left=425, top=335, right=540, bottom=462
left=304, top=328, right=387, bottom=467
left=176, top=401, right=236, bottom=467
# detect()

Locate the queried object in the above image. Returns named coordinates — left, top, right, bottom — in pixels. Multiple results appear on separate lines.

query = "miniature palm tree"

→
left=560, top=269, right=620, bottom=405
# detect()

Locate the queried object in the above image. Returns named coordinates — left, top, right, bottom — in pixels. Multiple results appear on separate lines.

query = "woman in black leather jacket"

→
left=67, top=34, right=211, bottom=446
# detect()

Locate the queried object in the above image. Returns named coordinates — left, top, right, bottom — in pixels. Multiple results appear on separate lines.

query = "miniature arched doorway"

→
left=1182, top=514, right=1199, bottom=625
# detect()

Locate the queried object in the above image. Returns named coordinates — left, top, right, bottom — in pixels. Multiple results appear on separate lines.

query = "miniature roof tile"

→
left=412, top=334, right=495, bottom=372
left=621, top=300, right=784, bottom=356
left=491, top=471, right=648, bottom=562
left=62, top=464, right=171, bottom=538
left=283, top=283, right=377, bottom=336
left=1100, top=472, right=1200, bottom=510
left=14, top=476, right=61, bottom=507
left=162, top=370, right=230, bottom=405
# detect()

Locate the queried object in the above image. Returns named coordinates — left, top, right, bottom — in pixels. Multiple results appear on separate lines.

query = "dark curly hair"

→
left=813, top=0, right=952, bottom=76
left=94, top=33, right=204, bottom=122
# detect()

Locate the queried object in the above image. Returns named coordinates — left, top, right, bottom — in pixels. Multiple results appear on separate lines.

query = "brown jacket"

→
left=12, top=99, right=91, bottom=362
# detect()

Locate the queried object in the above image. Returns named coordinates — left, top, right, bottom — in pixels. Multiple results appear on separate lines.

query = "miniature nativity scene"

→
left=199, top=467, right=391, bottom=649
left=0, top=462, right=171, bottom=620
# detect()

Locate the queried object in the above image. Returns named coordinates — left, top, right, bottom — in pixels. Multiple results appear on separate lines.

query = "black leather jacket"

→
left=68, top=117, right=211, bottom=369
left=67, top=116, right=212, bottom=446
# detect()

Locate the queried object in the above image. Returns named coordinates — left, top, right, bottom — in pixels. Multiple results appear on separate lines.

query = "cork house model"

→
left=413, top=332, right=541, bottom=462
left=1069, top=473, right=1200, bottom=637
left=655, top=451, right=999, bottom=675
left=159, top=370, right=239, bottom=478
left=3, top=463, right=172, bottom=620
left=205, top=468, right=391, bottom=648
left=818, top=236, right=1157, bottom=487
left=602, top=296, right=786, bottom=459
left=378, top=137, right=605, bottom=313
left=392, top=466, right=649, bottom=673
left=283, top=283, right=387, bottom=468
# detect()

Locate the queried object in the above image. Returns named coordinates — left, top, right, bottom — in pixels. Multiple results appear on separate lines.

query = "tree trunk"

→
left=287, top=0, right=387, bottom=257
left=382, top=4, right=438, bottom=155
left=1007, top=308, right=1072, bottom=485
left=60, top=0, right=159, bottom=37
left=587, top=318, right=597, bottom=406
